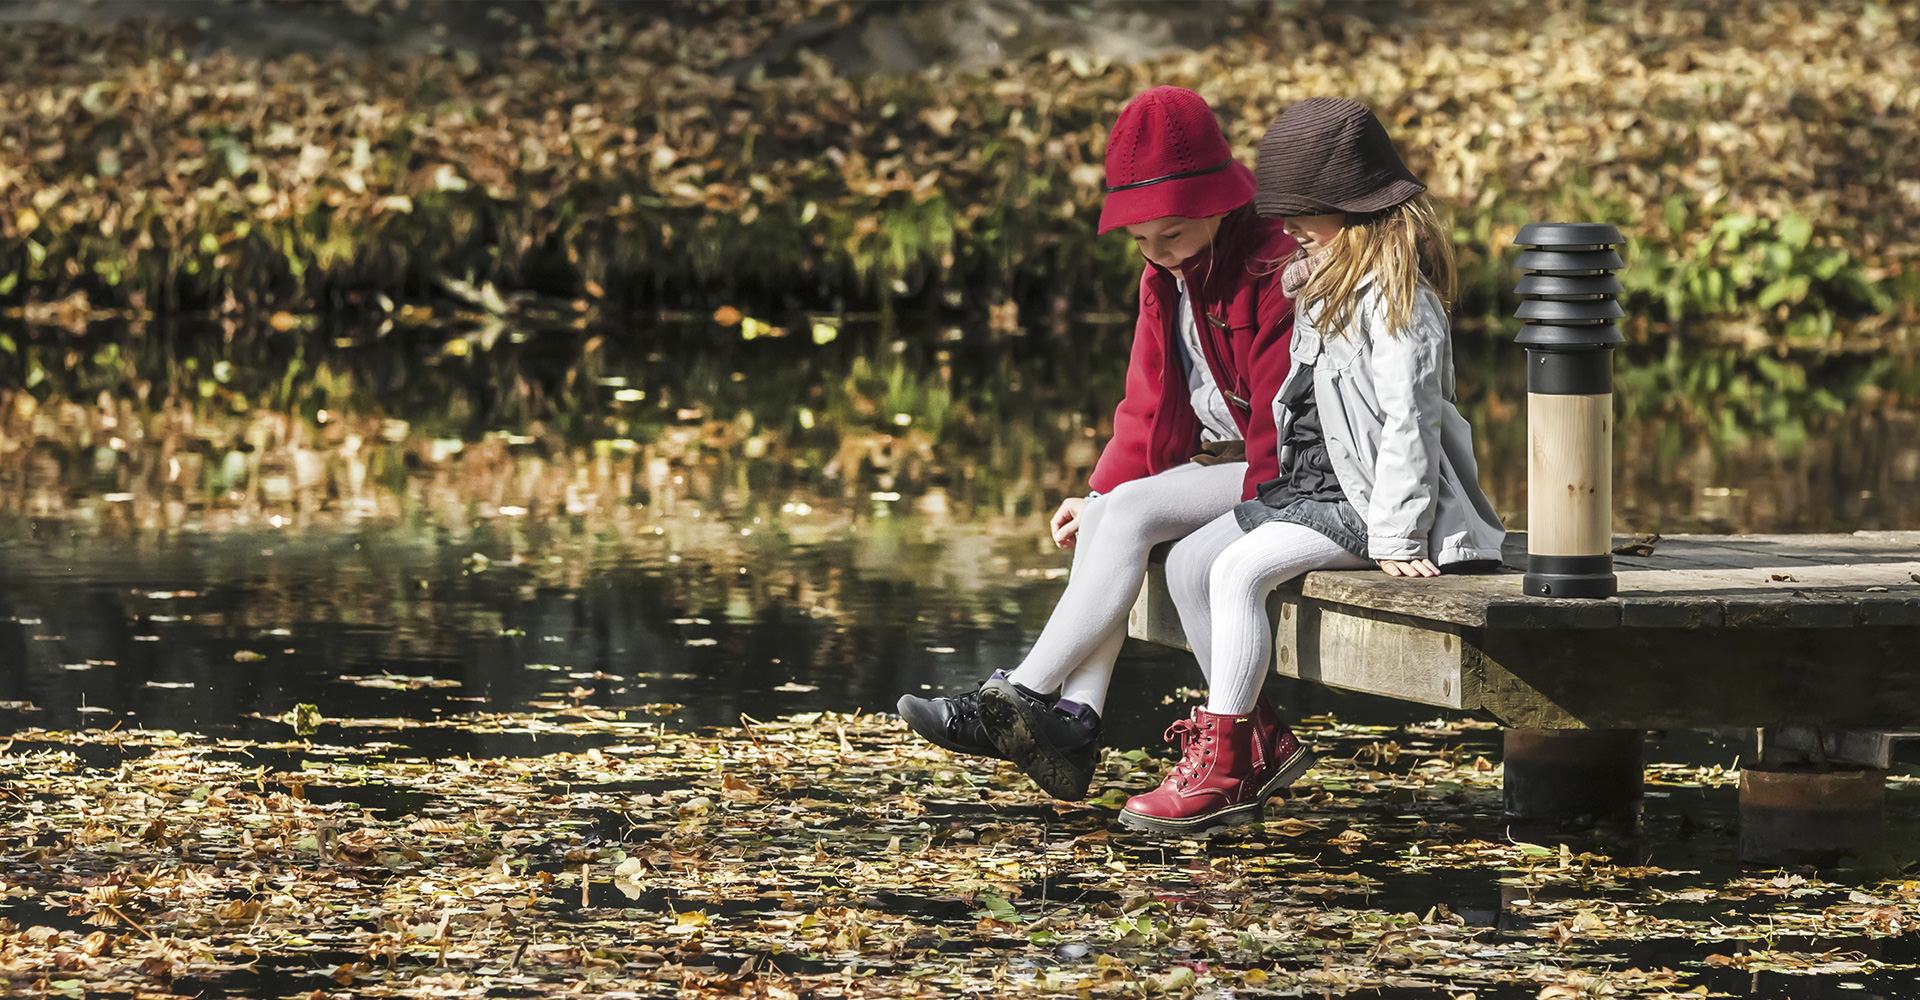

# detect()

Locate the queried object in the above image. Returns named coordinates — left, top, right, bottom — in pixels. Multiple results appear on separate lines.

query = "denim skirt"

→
left=1232, top=496, right=1369, bottom=560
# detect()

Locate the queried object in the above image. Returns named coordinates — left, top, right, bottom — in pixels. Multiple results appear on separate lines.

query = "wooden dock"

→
left=1130, top=531, right=1920, bottom=730
left=1127, top=531, right=1920, bottom=858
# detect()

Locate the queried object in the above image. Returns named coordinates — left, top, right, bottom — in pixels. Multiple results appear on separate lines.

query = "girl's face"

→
left=1284, top=213, right=1346, bottom=254
left=1124, top=214, right=1225, bottom=274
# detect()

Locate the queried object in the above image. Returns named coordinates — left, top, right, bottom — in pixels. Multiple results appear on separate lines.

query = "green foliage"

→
left=0, top=2, right=1912, bottom=349
left=1620, top=212, right=1895, bottom=346
left=1613, top=343, right=1876, bottom=458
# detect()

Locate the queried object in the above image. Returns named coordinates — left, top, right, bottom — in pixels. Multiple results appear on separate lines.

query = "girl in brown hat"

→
left=898, top=86, right=1308, bottom=802
left=1120, top=97, right=1506, bottom=836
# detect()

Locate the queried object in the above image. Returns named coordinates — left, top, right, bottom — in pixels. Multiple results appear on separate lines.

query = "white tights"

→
left=1004, top=461, right=1247, bottom=712
left=1164, top=512, right=1373, bottom=715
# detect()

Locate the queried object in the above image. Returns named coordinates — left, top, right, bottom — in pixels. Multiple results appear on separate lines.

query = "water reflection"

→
left=1, top=316, right=1917, bottom=744
left=3, top=318, right=1915, bottom=541
left=0, top=513, right=1410, bottom=756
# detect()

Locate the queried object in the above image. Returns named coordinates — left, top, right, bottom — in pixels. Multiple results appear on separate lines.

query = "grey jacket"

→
left=1275, top=281, right=1507, bottom=564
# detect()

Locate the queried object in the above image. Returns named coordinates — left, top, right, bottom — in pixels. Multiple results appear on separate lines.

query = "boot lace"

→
left=947, top=692, right=982, bottom=736
left=1161, top=717, right=1216, bottom=790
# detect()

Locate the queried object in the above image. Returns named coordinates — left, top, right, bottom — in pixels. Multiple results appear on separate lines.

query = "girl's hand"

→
left=1050, top=497, right=1090, bottom=549
left=1377, top=558, right=1440, bottom=578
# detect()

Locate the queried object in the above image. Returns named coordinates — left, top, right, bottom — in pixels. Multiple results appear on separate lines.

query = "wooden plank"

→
left=1722, top=596, right=1858, bottom=629
left=1613, top=543, right=1811, bottom=571
left=1615, top=594, right=1726, bottom=629
left=1277, top=602, right=1475, bottom=710
left=1473, top=651, right=1583, bottom=729
left=1761, top=726, right=1920, bottom=769
left=1613, top=563, right=1920, bottom=629
left=1128, top=561, right=1189, bottom=651
left=1649, top=533, right=1920, bottom=570
left=1298, top=571, right=1622, bottom=630
left=1850, top=530, right=1920, bottom=548
left=1856, top=593, right=1920, bottom=627
left=1299, top=571, right=1499, bottom=628
left=1479, top=626, right=1920, bottom=729
left=1134, top=534, right=1920, bottom=640
left=1479, top=588, right=1623, bottom=630
left=1535, top=531, right=1920, bottom=571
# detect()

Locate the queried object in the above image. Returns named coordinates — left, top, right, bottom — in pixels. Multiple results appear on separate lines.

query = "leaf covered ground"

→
left=5, top=707, right=1919, bottom=998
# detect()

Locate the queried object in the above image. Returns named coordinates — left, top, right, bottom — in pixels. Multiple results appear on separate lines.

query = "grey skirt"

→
left=1233, top=496, right=1369, bottom=560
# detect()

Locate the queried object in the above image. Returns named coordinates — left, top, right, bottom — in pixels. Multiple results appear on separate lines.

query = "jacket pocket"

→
left=1318, top=325, right=1365, bottom=374
left=1291, top=321, right=1322, bottom=366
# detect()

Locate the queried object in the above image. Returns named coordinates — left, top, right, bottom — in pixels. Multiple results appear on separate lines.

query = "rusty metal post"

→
left=1738, top=766, right=1884, bottom=864
left=1502, top=728, right=1643, bottom=825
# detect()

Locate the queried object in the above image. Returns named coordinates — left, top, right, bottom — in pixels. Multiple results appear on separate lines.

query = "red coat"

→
left=1088, top=209, right=1299, bottom=501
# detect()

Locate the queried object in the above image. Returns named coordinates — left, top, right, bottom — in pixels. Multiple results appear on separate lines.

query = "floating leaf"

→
left=282, top=702, right=323, bottom=736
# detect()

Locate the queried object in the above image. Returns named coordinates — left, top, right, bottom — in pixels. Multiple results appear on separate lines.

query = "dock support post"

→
left=1738, top=766, right=1884, bottom=864
left=1502, top=728, right=1643, bottom=825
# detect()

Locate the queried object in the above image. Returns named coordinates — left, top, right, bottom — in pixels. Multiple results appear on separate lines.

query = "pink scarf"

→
left=1281, top=249, right=1323, bottom=298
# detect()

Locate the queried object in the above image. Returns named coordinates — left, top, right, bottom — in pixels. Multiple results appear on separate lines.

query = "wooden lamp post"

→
left=1512, top=223, right=1625, bottom=599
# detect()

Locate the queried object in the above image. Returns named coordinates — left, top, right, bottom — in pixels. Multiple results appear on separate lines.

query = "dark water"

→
left=0, top=335, right=1914, bottom=740
left=3, top=317, right=1919, bottom=537
left=3, top=316, right=1918, bottom=744
left=0, top=516, right=1405, bottom=754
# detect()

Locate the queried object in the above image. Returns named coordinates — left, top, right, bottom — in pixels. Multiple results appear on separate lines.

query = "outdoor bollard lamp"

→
left=1512, top=222, right=1625, bottom=599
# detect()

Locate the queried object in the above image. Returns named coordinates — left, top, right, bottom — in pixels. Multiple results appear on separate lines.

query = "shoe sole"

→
left=977, top=677, right=1093, bottom=801
left=1116, top=747, right=1318, bottom=838
left=1254, top=744, right=1318, bottom=803
left=896, top=695, right=1004, bottom=761
left=1116, top=799, right=1261, bottom=837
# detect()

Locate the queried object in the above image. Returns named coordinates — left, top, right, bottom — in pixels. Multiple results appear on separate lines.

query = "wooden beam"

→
left=1127, top=556, right=1189, bottom=651
left=1478, top=627, right=1920, bottom=729
left=1276, top=602, right=1477, bottom=710
left=1123, top=533, right=1920, bottom=730
left=1760, top=726, right=1920, bottom=770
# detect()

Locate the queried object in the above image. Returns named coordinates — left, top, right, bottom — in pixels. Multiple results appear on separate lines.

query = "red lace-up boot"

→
left=1120, top=703, right=1319, bottom=836
left=1119, top=708, right=1264, bottom=836
left=1251, top=693, right=1315, bottom=803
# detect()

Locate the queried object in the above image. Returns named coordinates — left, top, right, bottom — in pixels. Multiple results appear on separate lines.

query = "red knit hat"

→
left=1097, top=86, right=1256, bottom=234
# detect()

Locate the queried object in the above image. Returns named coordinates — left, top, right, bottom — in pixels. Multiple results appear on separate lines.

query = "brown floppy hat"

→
left=1255, top=97, right=1426, bottom=217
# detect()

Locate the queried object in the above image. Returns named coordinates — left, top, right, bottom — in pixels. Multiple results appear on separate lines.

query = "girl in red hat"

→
left=1117, top=97, right=1506, bottom=836
left=899, top=86, right=1303, bottom=802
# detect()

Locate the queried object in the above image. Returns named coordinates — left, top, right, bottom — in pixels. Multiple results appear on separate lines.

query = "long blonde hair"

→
left=1296, top=195, right=1458, bottom=337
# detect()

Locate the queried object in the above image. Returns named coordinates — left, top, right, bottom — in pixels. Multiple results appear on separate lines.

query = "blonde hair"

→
left=1296, top=195, right=1458, bottom=337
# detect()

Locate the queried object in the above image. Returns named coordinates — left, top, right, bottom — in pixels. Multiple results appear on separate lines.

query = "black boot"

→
left=898, top=671, right=1037, bottom=760
left=978, top=675, right=1103, bottom=800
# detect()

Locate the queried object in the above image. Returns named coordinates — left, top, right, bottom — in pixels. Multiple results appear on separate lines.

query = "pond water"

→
left=3, top=316, right=1916, bottom=740
left=3, top=315, right=1919, bottom=998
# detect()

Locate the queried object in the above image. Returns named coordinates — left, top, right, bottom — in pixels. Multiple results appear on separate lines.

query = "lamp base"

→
left=1523, top=569, right=1617, bottom=599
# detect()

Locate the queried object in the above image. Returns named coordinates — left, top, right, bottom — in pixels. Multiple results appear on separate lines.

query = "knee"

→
left=1080, top=489, right=1152, bottom=549
left=1208, top=545, right=1271, bottom=605
left=1090, top=479, right=1144, bottom=521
